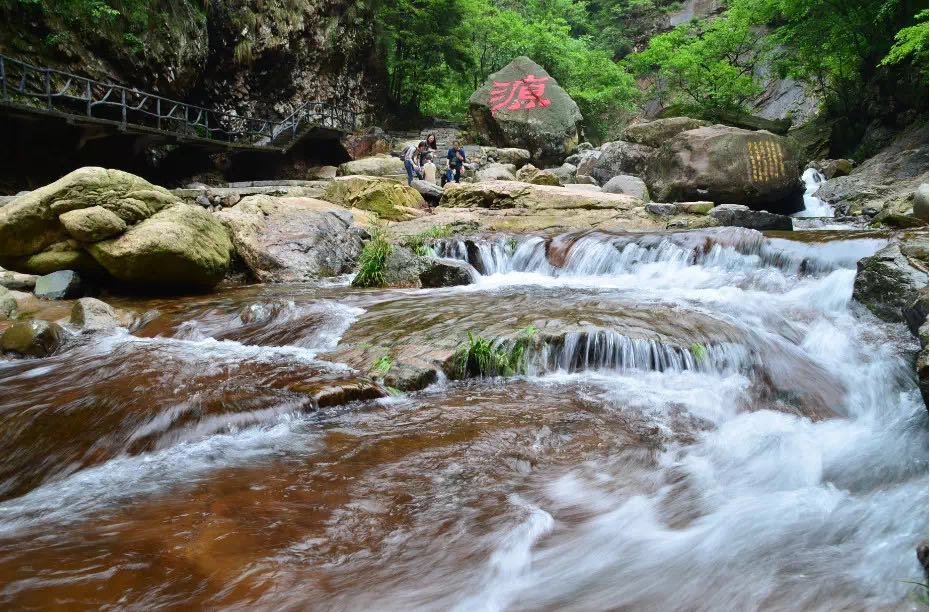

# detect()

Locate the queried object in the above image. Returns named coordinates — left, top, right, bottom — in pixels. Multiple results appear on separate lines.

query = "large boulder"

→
left=646, top=125, right=803, bottom=212
left=590, top=141, right=656, bottom=185
left=603, top=175, right=650, bottom=201
left=853, top=242, right=928, bottom=324
left=621, top=117, right=710, bottom=148
left=546, top=163, right=577, bottom=184
left=86, top=204, right=231, bottom=290
left=337, top=155, right=405, bottom=177
left=574, top=148, right=603, bottom=179
left=516, top=164, right=562, bottom=186
left=216, top=196, right=363, bottom=283
left=469, top=56, right=583, bottom=165
left=440, top=180, right=639, bottom=213
left=0, top=167, right=177, bottom=266
left=0, top=320, right=64, bottom=357
left=707, top=204, right=793, bottom=231
left=0, top=268, right=37, bottom=290
left=34, top=270, right=83, bottom=300
left=344, top=181, right=426, bottom=221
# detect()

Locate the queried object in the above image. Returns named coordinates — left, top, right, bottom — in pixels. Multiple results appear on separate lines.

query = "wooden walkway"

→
left=0, top=54, right=357, bottom=152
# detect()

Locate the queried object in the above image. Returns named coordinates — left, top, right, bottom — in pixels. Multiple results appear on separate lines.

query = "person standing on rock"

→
left=403, top=141, right=426, bottom=186
left=446, top=140, right=467, bottom=184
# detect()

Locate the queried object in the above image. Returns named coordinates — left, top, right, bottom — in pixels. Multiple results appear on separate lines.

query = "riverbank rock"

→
left=708, top=204, right=793, bottom=231
left=913, top=183, right=929, bottom=221
left=358, top=246, right=474, bottom=289
left=344, top=181, right=426, bottom=221
left=0, top=320, right=64, bottom=357
left=216, top=196, right=363, bottom=283
left=621, top=117, right=710, bottom=148
left=337, top=155, right=405, bottom=177
left=34, top=270, right=83, bottom=300
left=0, top=168, right=236, bottom=291
left=469, top=56, right=583, bottom=165
left=0, top=286, right=16, bottom=320
left=0, top=167, right=177, bottom=264
left=809, top=159, right=853, bottom=179
left=70, top=297, right=130, bottom=332
left=603, top=175, right=650, bottom=201
left=590, top=141, right=656, bottom=185
left=484, top=147, right=531, bottom=168
left=815, top=122, right=928, bottom=219
left=86, top=205, right=231, bottom=290
left=0, top=268, right=37, bottom=291
left=411, top=179, right=443, bottom=204
left=646, top=125, right=802, bottom=212
left=853, top=241, right=928, bottom=324
left=477, top=163, right=517, bottom=182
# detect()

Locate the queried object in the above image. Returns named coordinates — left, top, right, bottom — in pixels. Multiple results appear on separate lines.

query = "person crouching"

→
left=403, top=141, right=427, bottom=185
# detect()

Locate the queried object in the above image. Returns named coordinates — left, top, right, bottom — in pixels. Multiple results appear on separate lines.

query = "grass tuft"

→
left=452, top=325, right=537, bottom=378
left=403, top=225, right=455, bottom=257
left=371, top=353, right=393, bottom=377
left=353, top=226, right=392, bottom=288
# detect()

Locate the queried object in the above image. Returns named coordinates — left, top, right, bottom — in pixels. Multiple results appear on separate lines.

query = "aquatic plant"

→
left=371, top=353, right=394, bottom=377
left=403, top=225, right=455, bottom=257
left=452, top=325, right=537, bottom=378
left=353, top=226, right=392, bottom=288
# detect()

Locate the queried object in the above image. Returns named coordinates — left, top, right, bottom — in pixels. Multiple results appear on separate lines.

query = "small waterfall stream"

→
left=0, top=227, right=924, bottom=610
left=793, top=167, right=835, bottom=219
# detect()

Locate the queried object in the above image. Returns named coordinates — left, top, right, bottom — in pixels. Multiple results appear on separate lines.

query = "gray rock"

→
left=195, top=194, right=211, bottom=208
left=853, top=243, right=928, bottom=324
left=34, top=270, right=83, bottom=300
left=411, top=179, right=444, bottom=203
left=708, top=204, right=793, bottom=231
left=577, top=142, right=593, bottom=152
left=0, top=286, right=17, bottom=319
left=646, top=203, right=677, bottom=216
left=483, top=147, right=531, bottom=168
left=216, top=196, right=363, bottom=283
left=469, top=56, right=583, bottom=164
left=419, top=258, right=475, bottom=288
left=603, top=175, right=650, bottom=201
left=591, top=140, right=656, bottom=185
left=913, top=183, right=928, bottom=220
left=574, top=174, right=598, bottom=185
left=647, top=125, right=802, bottom=212
left=546, top=163, right=577, bottom=184
left=0, top=269, right=37, bottom=290
left=0, top=320, right=64, bottom=357
left=70, top=297, right=124, bottom=331
left=621, top=117, right=710, bottom=148
left=477, top=163, right=517, bottom=182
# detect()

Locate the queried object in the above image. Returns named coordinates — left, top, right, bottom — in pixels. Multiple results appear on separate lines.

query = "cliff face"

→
left=0, top=0, right=384, bottom=121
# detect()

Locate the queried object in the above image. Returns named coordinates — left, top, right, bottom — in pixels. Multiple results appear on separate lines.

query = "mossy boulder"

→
left=853, top=243, right=928, bottom=323
left=0, top=167, right=177, bottom=262
left=0, top=320, right=64, bottom=357
left=337, top=155, right=405, bottom=177
left=59, top=206, right=127, bottom=242
left=343, top=181, right=426, bottom=221
left=9, top=240, right=106, bottom=276
left=0, top=286, right=17, bottom=320
left=86, top=204, right=232, bottom=290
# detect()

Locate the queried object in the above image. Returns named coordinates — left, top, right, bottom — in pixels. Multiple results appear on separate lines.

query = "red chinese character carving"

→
left=490, top=74, right=552, bottom=115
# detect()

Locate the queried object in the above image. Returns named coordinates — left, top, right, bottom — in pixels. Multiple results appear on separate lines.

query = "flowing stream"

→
left=0, top=227, right=926, bottom=610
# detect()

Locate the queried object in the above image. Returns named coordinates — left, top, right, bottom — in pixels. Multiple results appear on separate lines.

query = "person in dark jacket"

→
left=445, top=140, right=466, bottom=184
left=420, top=133, right=438, bottom=167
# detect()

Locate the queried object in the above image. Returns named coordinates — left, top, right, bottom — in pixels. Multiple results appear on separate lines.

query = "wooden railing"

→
left=0, top=53, right=357, bottom=149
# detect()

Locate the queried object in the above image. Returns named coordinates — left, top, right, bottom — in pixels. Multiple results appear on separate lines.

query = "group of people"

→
left=402, top=134, right=467, bottom=187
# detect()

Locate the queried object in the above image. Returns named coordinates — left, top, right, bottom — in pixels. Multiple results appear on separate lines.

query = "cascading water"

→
left=0, top=227, right=925, bottom=610
left=793, top=167, right=835, bottom=219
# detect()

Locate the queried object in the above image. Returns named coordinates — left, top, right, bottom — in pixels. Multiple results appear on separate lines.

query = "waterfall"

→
left=792, top=168, right=834, bottom=218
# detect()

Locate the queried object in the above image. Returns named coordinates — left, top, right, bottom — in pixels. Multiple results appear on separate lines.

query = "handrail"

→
left=0, top=53, right=358, bottom=149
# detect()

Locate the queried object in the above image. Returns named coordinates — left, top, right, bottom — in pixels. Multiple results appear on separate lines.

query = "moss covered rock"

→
left=343, top=181, right=426, bottom=222
left=337, top=155, right=405, bottom=177
left=86, top=204, right=231, bottom=290
left=0, top=167, right=178, bottom=262
left=0, top=320, right=64, bottom=357
left=59, top=205, right=127, bottom=242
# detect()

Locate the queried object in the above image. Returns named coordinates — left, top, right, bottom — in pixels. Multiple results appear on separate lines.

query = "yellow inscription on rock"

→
left=747, top=140, right=786, bottom=183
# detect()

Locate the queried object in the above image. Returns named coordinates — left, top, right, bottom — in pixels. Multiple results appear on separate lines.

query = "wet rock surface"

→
left=34, top=270, right=83, bottom=300
left=0, top=319, right=64, bottom=357
left=217, top=196, right=363, bottom=283
left=853, top=235, right=928, bottom=324
left=708, top=204, right=793, bottom=231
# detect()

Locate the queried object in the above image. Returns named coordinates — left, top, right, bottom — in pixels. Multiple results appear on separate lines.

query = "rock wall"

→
left=0, top=0, right=385, bottom=122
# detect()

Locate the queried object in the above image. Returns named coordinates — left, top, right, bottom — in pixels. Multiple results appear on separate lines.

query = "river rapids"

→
left=0, top=227, right=926, bottom=610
